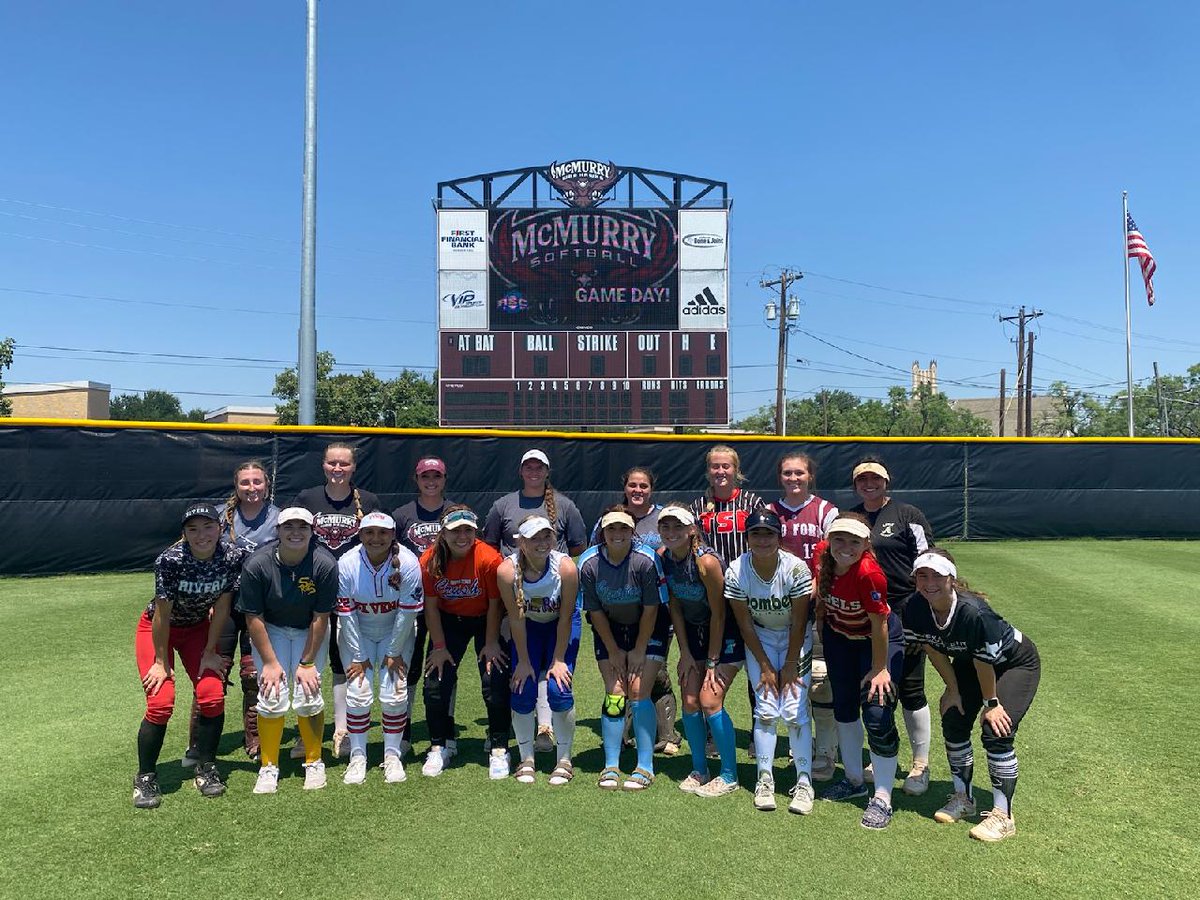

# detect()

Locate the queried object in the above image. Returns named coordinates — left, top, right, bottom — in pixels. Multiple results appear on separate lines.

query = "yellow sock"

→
left=258, top=714, right=285, bottom=767
left=297, top=713, right=325, bottom=764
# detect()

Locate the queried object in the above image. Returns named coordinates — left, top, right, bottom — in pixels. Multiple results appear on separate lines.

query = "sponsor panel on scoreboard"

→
left=437, top=210, right=488, bottom=270
left=438, top=270, right=489, bottom=330
left=678, top=209, right=728, bottom=270
left=678, top=270, right=728, bottom=331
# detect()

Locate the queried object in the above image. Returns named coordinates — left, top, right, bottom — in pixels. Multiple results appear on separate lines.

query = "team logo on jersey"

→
left=984, top=640, right=1002, bottom=660
left=434, top=577, right=480, bottom=600
left=297, top=577, right=317, bottom=595
left=698, top=509, right=751, bottom=534
left=315, top=514, right=359, bottom=551
left=879, top=523, right=895, bottom=538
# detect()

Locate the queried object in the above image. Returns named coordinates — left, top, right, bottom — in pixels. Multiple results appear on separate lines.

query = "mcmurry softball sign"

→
left=434, top=160, right=731, bottom=428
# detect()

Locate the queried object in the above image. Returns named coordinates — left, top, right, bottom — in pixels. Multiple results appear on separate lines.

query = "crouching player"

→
left=905, top=549, right=1040, bottom=842
left=337, top=512, right=424, bottom=785
left=726, top=509, right=816, bottom=814
left=498, top=516, right=581, bottom=785
left=237, top=507, right=338, bottom=793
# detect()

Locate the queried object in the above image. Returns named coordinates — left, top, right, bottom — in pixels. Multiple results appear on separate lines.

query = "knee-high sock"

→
left=707, top=709, right=738, bottom=782
left=332, top=680, right=348, bottom=734
left=536, top=680, right=552, bottom=730
left=601, top=714, right=624, bottom=769
left=631, top=698, right=656, bottom=774
left=297, top=713, right=325, bottom=764
left=257, top=714, right=285, bottom=767
left=346, top=707, right=371, bottom=758
left=903, top=705, right=932, bottom=762
left=987, top=749, right=1018, bottom=815
left=870, top=751, right=898, bottom=805
left=513, top=709, right=537, bottom=760
left=552, top=707, right=576, bottom=761
left=813, top=705, right=837, bottom=759
left=381, top=711, right=406, bottom=758
left=788, top=720, right=813, bottom=784
left=836, top=720, right=866, bottom=784
left=946, top=738, right=974, bottom=795
left=682, top=711, right=708, bottom=774
left=753, top=719, right=778, bottom=774
left=194, top=712, right=225, bottom=764
left=137, top=719, right=168, bottom=775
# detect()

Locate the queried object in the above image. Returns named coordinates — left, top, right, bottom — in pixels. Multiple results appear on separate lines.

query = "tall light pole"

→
left=298, top=0, right=319, bottom=425
left=762, top=270, right=802, bottom=435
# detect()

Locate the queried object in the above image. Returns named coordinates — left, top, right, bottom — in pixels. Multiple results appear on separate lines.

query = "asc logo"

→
left=683, top=286, right=726, bottom=316
left=441, top=290, right=483, bottom=309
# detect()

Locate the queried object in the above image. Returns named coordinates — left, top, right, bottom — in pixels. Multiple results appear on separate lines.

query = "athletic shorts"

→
left=682, top=617, right=745, bottom=666
left=592, top=607, right=670, bottom=662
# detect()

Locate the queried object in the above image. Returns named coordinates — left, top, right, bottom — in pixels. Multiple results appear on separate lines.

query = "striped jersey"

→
left=690, top=488, right=765, bottom=565
left=335, top=544, right=424, bottom=660
left=724, top=549, right=812, bottom=631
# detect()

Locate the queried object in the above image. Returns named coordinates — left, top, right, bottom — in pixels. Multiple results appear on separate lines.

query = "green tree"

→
left=109, top=389, right=206, bottom=422
left=0, top=337, right=14, bottom=416
left=273, top=351, right=438, bottom=427
left=1040, top=368, right=1200, bottom=437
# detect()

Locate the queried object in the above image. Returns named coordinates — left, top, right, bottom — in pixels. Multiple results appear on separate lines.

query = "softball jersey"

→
left=507, top=549, right=574, bottom=623
left=292, top=486, right=382, bottom=558
left=419, top=541, right=503, bottom=618
left=148, top=541, right=245, bottom=627
left=335, top=544, right=425, bottom=661
left=690, top=488, right=765, bottom=565
left=771, top=496, right=838, bottom=572
left=812, top=543, right=890, bottom=639
left=723, top=549, right=812, bottom=631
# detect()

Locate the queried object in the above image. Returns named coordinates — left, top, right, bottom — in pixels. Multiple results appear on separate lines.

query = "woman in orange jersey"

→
left=419, top=505, right=512, bottom=780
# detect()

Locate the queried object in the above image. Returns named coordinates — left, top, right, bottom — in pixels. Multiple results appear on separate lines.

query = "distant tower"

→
left=911, top=360, right=938, bottom=393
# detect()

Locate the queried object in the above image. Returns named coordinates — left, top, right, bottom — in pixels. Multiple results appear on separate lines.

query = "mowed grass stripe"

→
left=1, top=543, right=1197, bottom=900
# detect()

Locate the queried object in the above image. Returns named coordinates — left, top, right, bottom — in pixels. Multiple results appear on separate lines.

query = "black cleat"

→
left=133, top=772, right=162, bottom=809
left=193, top=762, right=227, bottom=798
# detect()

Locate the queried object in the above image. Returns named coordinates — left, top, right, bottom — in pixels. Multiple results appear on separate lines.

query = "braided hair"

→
left=816, top=511, right=875, bottom=602
left=387, top=539, right=404, bottom=590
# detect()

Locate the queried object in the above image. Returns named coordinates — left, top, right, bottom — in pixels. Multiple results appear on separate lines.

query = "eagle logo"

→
left=546, top=159, right=620, bottom=208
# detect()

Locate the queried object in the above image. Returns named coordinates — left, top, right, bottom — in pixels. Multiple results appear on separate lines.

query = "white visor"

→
left=657, top=504, right=695, bottom=527
left=912, top=552, right=957, bottom=578
left=600, top=511, right=636, bottom=530
left=514, top=516, right=555, bottom=540
left=826, top=518, right=872, bottom=540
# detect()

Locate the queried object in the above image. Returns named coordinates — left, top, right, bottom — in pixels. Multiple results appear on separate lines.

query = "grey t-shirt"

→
left=578, top=545, right=666, bottom=626
left=220, top=502, right=280, bottom=553
left=483, top=490, right=587, bottom=557
left=236, top=542, right=337, bottom=630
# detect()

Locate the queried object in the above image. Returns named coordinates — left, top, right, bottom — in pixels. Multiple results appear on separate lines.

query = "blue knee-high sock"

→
left=601, top=714, right=624, bottom=769
left=681, top=711, right=708, bottom=775
left=631, top=698, right=656, bottom=774
left=707, top=709, right=738, bottom=783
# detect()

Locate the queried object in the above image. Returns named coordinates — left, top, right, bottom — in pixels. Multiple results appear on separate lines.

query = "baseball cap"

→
left=359, top=511, right=396, bottom=530
left=852, top=461, right=890, bottom=482
left=181, top=502, right=221, bottom=524
left=277, top=507, right=315, bottom=526
left=514, top=516, right=554, bottom=540
left=912, top=551, right=956, bottom=578
left=657, top=504, right=695, bottom=527
left=827, top=517, right=872, bottom=540
left=744, top=509, right=782, bottom=535
left=599, top=510, right=636, bottom=530
left=520, top=449, right=550, bottom=468
left=415, top=457, right=446, bottom=475
left=441, top=508, right=479, bottom=531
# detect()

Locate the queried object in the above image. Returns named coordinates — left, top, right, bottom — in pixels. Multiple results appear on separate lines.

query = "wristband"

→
left=298, top=660, right=315, bottom=668
left=432, top=641, right=447, bottom=651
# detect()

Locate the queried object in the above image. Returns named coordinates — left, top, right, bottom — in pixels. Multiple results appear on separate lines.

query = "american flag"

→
left=1126, top=212, right=1157, bottom=306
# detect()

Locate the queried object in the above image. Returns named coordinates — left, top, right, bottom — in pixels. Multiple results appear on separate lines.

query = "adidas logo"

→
left=683, top=286, right=726, bottom=315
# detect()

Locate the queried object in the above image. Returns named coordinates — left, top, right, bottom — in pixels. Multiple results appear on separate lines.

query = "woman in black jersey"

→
left=849, top=456, right=935, bottom=796
left=292, top=441, right=382, bottom=760
left=904, top=549, right=1040, bottom=843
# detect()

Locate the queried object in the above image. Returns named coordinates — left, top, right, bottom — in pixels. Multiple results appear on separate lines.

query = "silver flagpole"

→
left=1122, top=190, right=1134, bottom=437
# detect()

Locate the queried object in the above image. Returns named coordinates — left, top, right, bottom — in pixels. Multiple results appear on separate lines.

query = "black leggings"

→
left=899, top=644, right=929, bottom=711
left=941, top=638, right=1041, bottom=756
left=422, top=612, right=511, bottom=748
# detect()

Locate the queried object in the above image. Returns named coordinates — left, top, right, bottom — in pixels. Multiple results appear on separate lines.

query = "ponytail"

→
left=543, top=481, right=557, bottom=528
left=387, top=539, right=403, bottom=590
left=514, top=546, right=528, bottom=617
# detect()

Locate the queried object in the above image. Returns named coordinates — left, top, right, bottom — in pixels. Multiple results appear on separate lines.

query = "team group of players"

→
left=133, top=442, right=1041, bottom=842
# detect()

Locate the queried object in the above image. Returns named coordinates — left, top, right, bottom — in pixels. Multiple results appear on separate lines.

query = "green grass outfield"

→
left=1, top=541, right=1196, bottom=900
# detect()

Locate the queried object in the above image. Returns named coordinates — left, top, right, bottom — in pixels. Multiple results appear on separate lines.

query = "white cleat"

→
left=488, top=748, right=511, bottom=781
left=343, top=754, right=368, bottom=785
left=422, top=747, right=448, bottom=778
left=303, top=760, right=327, bottom=790
left=253, top=764, right=280, bottom=795
left=382, top=754, right=407, bottom=784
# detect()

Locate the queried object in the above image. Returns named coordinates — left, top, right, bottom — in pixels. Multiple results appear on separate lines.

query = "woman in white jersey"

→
left=725, top=508, right=816, bottom=815
left=497, top=515, right=581, bottom=785
left=335, top=512, right=425, bottom=785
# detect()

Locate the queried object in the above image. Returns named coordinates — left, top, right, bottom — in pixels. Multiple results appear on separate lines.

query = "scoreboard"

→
left=436, top=161, right=730, bottom=428
left=439, top=330, right=729, bottom=426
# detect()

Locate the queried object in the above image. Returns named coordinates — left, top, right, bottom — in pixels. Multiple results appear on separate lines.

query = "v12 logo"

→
left=442, top=290, right=483, bottom=309
left=683, top=286, right=726, bottom=315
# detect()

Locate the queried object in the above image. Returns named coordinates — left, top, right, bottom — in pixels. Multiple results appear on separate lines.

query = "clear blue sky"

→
left=3, top=1, right=1197, bottom=423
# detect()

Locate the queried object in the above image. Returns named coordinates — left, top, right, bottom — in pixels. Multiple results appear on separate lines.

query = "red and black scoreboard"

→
left=436, top=161, right=730, bottom=428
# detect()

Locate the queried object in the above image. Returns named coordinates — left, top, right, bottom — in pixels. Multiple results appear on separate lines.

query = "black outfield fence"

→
left=2, top=419, right=1196, bottom=576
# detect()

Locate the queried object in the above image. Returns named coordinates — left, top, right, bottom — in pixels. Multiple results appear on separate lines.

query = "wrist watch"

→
left=983, top=697, right=1000, bottom=709
left=705, top=657, right=719, bottom=670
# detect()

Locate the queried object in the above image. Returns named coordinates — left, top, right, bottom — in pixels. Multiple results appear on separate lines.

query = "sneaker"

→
left=343, top=754, right=368, bottom=785
left=697, top=776, right=740, bottom=798
left=811, top=753, right=836, bottom=782
left=969, top=809, right=1017, bottom=842
left=488, top=748, right=511, bottom=781
left=303, top=760, right=327, bottom=790
left=289, top=739, right=306, bottom=760
left=534, top=726, right=555, bottom=754
left=860, top=796, right=894, bottom=830
left=253, top=764, right=280, bottom=795
left=132, top=772, right=162, bottom=809
left=181, top=747, right=200, bottom=770
left=753, top=772, right=776, bottom=811
left=193, top=762, right=226, bottom=798
left=678, top=771, right=711, bottom=794
left=934, top=791, right=977, bottom=824
left=382, top=754, right=406, bottom=784
left=447, top=738, right=459, bottom=758
left=333, top=731, right=351, bottom=759
left=820, top=777, right=869, bottom=802
left=422, top=747, right=448, bottom=778
left=902, top=759, right=930, bottom=796
left=788, top=780, right=815, bottom=815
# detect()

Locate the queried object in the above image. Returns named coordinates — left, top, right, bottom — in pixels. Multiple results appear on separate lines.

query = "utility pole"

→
left=297, top=0, right=319, bottom=425
left=1025, top=332, right=1035, bottom=436
left=1154, top=361, right=1167, bottom=436
left=998, top=368, right=1006, bottom=436
left=762, top=270, right=802, bottom=436
left=999, top=307, right=1042, bottom=437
